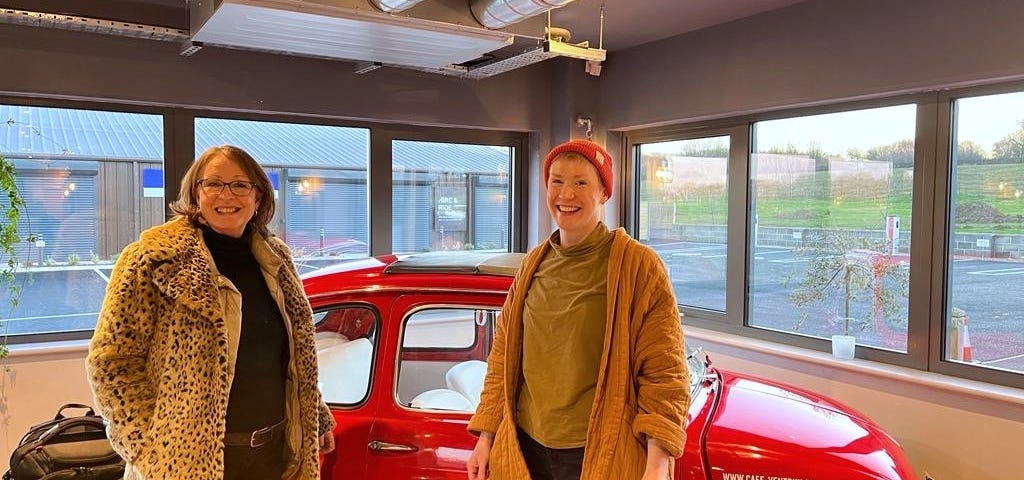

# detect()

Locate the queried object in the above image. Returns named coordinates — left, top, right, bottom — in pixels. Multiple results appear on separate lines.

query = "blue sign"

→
left=142, top=168, right=163, bottom=198
left=267, top=171, right=280, bottom=199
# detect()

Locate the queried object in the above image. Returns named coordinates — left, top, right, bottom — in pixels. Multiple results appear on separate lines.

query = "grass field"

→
left=665, top=164, right=1024, bottom=233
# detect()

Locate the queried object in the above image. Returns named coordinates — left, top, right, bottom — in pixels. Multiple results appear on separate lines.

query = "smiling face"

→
left=197, top=154, right=261, bottom=238
left=546, top=154, right=609, bottom=248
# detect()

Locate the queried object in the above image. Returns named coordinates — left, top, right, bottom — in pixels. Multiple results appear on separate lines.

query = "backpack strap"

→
left=37, top=417, right=106, bottom=445
left=54, top=403, right=95, bottom=420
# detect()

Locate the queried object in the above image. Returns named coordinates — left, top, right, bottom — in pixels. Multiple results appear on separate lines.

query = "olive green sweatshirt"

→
left=516, top=223, right=613, bottom=448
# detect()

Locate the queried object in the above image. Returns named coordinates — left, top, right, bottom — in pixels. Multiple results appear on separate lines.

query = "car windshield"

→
left=685, top=342, right=706, bottom=390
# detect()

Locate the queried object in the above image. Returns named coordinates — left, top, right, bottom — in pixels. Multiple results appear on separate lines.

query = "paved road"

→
left=4, top=246, right=1021, bottom=372
left=649, top=241, right=1024, bottom=371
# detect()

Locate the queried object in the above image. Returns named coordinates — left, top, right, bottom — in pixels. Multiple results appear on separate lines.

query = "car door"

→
left=312, top=300, right=384, bottom=480
left=364, top=293, right=503, bottom=479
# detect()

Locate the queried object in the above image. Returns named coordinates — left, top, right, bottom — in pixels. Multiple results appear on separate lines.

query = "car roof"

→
left=302, top=251, right=525, bottom=300
left=383, top=251, right=524, bottom=277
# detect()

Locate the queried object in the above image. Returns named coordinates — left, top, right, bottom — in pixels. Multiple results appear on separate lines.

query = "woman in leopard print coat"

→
left=87, top=145, right=336, bottom=480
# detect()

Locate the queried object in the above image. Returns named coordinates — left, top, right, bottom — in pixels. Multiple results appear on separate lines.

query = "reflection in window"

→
left=948, top=91, right=1024, bottom=374
left=314, top=306, right=378, bottom=405
left=0, top=104, right=163, bottom=337
left=195, top=118, right=370, bottom=274
left=397, top=308, right=494, bottom=411
left=392, top=141, right=511, bottom=254
left=748, top=105, right=915, bottom=353
left=637, top=136, right=730, bottom=311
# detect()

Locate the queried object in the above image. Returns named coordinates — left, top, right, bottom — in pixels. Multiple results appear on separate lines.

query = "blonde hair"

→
left=168, top=145, right=276, bottom=237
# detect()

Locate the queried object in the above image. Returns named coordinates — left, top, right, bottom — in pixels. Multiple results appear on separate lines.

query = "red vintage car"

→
left=303, top=251, right=917, bottom=480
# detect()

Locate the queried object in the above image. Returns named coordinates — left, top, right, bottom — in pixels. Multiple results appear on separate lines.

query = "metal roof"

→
left=1, top=105, right=509, bottom=173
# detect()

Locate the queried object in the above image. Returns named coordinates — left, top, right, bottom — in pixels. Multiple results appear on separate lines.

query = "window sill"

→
left=685, top=326, right=1024, bottom=407
left=7, top=339, right=90, bottom=361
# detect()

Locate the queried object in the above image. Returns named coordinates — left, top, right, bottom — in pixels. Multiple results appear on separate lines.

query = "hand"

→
left=319, top=431, right=335, bottom=454
left=640, top=461, right=672, bottom=480
left=466, top=432, right=494, bottom=480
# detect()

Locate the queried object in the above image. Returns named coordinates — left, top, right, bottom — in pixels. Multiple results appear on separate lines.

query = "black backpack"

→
left=4, top=403, right=125, bottom=480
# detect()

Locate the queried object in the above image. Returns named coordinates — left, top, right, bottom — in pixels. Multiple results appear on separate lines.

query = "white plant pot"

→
left=831, top=334, right=856, bottom=360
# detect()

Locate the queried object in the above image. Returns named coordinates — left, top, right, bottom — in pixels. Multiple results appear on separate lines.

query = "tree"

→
left=679, top=138, right=729, bottom=158
left=992, top=127, right=1024, bottom=163
left=955, top=140, right=989, bottom=164
left=865, top=139, right=914, bottom=168
left=787, top=229, right=910, bottom=338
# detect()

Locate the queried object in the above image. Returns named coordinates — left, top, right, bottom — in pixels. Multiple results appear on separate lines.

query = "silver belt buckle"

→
left=250, top=424, right=273, bottom=448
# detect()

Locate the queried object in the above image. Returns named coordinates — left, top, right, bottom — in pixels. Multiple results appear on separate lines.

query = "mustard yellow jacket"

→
left=468, top=228, right=691, bottom=479
left=87, top=217, right=334, bottom=480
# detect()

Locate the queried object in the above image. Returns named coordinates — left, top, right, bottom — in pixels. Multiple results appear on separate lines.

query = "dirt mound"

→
left=956, top=202, right=1022, bottom=223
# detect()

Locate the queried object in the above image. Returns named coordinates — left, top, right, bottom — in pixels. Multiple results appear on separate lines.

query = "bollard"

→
left=950, top=307, right=972, bottom=362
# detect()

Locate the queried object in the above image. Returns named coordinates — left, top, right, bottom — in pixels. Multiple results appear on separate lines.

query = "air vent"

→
left=190, top=0, right=514, bottom=70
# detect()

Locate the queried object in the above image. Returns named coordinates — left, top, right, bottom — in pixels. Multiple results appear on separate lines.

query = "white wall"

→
left=8, top=332, right=1024, bottom=479
left=687, top=327, right=1024, bottom=480
left=0, top=343, right=94, bottom=455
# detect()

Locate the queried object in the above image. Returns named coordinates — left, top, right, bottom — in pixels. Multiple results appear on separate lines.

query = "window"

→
left=748, top=105, right=916, bottom=352
left=396, top=307, right=495, bottom=411
left=628, top=88, right=1024, bottom=387
left=195, top=118, right=370, bottom=274
left=947, top=91, right=1024, bottom=375
left=392, top=140, right=511, bottom=254
left=637, top=136, right=730, bottom=311
left=314, top=305, right=378, bottom=405
left=0, top=104, right=164, bottom=339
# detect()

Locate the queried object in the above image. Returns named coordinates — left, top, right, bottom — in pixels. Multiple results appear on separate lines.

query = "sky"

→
left=642, top=91, right=1024, bottom=156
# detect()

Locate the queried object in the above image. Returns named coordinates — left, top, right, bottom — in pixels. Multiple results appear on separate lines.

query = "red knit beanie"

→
left=543, top=139, right=614, bottom=198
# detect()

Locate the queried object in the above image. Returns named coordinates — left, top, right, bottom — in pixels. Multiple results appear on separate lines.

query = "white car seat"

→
left=445, top=360, right=487, bottom=409
left=410, top=388, right=474, bottom=411
left=315, top=331, right=350, bottom=351
left=317, top=337, right=372, bottom=404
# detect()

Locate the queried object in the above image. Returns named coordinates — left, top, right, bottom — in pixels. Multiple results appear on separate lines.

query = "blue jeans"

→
left=517, top=428, right=585, bottom=480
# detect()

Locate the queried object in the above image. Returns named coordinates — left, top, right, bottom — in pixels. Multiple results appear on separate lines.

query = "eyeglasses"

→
left=197, top=179, right=258, bottom=196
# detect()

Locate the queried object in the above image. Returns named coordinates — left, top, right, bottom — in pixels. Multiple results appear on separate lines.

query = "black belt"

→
left=224, top=419, right=286, bottom=448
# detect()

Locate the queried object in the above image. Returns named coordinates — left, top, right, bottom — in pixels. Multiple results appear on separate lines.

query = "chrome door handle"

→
left=368, top=440, right=418, bottom=453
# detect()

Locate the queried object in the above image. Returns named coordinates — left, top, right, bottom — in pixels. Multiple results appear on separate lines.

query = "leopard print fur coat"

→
left=87, top=217, right=335, bottom=479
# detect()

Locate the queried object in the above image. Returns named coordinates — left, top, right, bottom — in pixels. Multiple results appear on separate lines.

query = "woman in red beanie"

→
left=467, top=139, right=691, bottom=480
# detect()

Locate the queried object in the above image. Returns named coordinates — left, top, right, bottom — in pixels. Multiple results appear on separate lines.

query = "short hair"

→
left=168, top=145, right=276, bottom=237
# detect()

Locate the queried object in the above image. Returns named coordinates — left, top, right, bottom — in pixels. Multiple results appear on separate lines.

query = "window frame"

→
left=928, top=81, right=1024, bottom=388
left=376, top=126, right=526, bottom=256
left=393, top=302, right=499, bottom=412
left=623, top=124, right=747, bottom=325
left=0, top=97, right=529, bottom=346
left=313, top=302, right=381, bottom=408
left=621, top=88, right=1024, bottom=389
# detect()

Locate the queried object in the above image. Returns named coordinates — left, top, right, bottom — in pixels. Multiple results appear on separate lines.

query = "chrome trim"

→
left=368, top=440, right=418, bottom=453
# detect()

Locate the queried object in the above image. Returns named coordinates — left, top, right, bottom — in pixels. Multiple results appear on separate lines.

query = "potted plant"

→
left=787, top=229, right=910, bottom=360
left=0, top=153, right=25, bottom=360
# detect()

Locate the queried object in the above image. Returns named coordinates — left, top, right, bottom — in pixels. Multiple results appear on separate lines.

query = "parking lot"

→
left=3, top=245, right=1021, bottom=372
